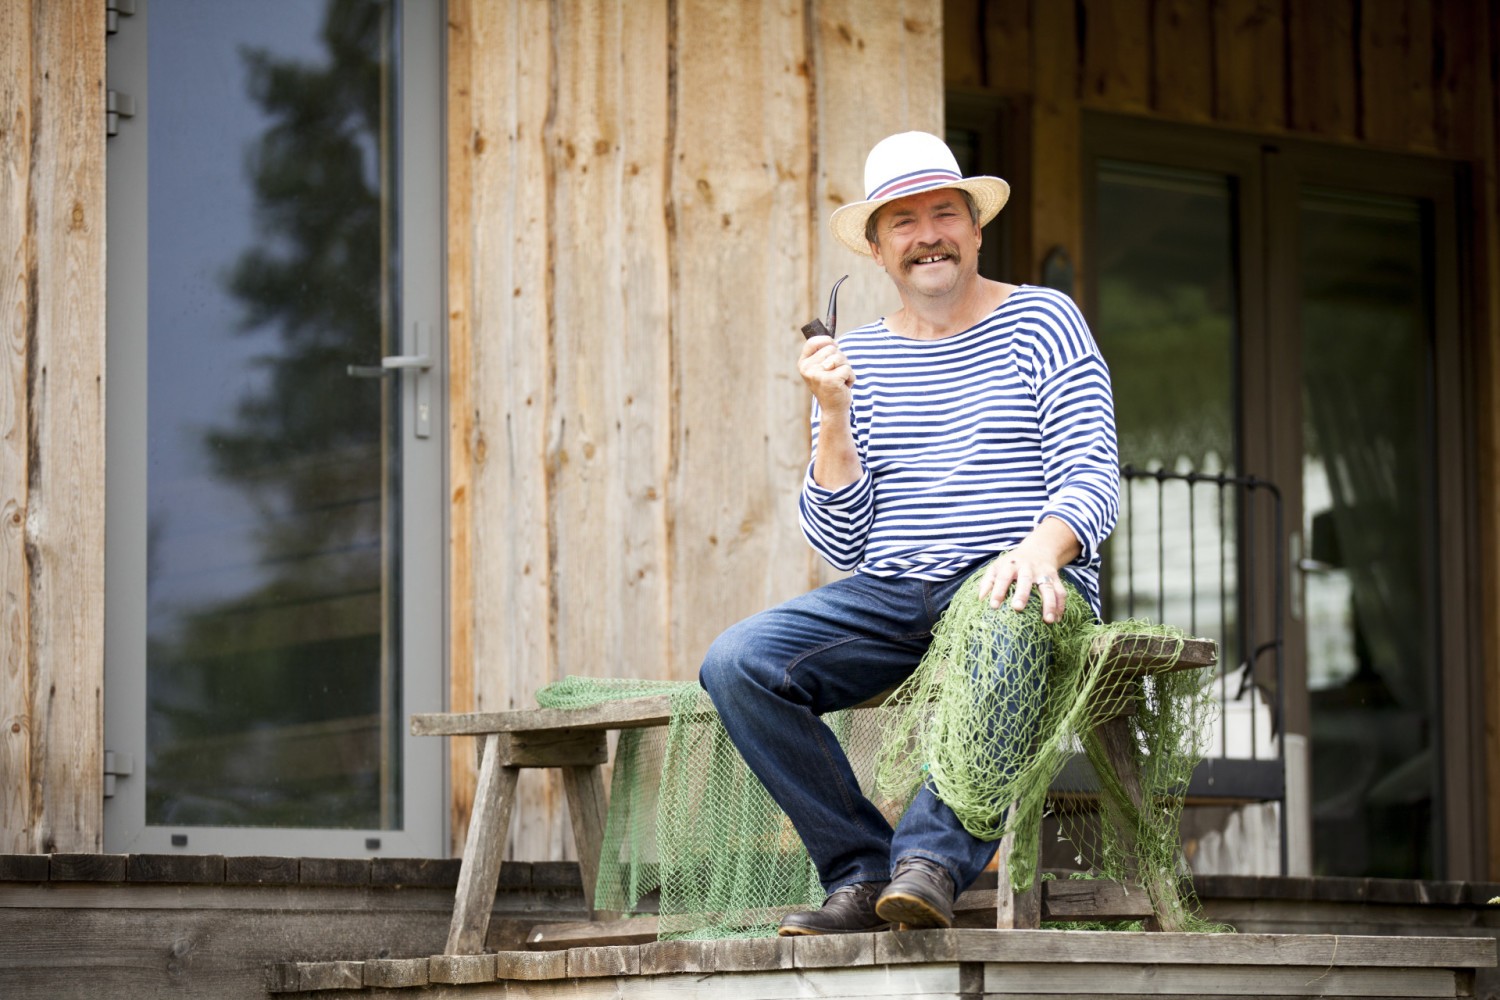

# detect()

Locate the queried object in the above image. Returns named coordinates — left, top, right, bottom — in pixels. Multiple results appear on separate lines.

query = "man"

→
left=698, top=131, right=1119, bottom=935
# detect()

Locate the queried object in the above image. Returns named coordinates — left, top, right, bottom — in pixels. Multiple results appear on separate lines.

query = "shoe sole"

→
left=874, top=890, right=954, bottom=929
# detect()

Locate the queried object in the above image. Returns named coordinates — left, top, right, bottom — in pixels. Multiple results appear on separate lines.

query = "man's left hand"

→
left=976, top=517, right=1082, bottom=624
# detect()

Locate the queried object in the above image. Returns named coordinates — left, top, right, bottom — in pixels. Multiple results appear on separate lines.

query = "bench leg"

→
left=995, top=808, right=1041, bottom=929
left=445, top=733, right=519, bottom=955
left=1091, top=712, right=1191, bottom=932
left=561, top=764, right=609, bottom=916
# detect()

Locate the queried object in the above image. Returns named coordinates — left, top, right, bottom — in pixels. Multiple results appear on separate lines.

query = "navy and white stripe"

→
left=798, top=285, right=1120, bottom=615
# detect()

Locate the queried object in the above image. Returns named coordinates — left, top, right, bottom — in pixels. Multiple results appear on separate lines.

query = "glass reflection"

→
left=1095, top=164, right=1241, bottom=741
left=145, top=0, right=399, bottom=829
left=1300, top=189, right=1434, bottom=877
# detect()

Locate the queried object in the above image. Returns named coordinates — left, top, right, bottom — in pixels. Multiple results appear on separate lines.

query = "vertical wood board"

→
left=1359, top=0, right=1436, bottom=150
left=1080, top=0, right=1151, bottom=112
left=549, top=0, right=670, bottom=693
left=461, top=0, right=558, bottom=862
left=446, top=0, right=479, bottom=858
left=0, top=0, right=33, bottom=855
left=1433, top=0, right=1480, bottom=157
left=946, top=0, right=986, bottom=87
left=668, top=0, right=814, bottom=672
left=1152, top=0, right=1213, bottom=122
left=28, top=0, right=106, bottom=854
left=1288, top=0, right=1358, bottom=139
left=1212, top=0, right=1287, bottom=132
left=983, top=0, right=1032, bottom=97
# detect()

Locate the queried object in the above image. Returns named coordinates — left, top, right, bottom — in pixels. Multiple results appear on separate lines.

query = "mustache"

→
left=900, top=241, right=960, bottom=270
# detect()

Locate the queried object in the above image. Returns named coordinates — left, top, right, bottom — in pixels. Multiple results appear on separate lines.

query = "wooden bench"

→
left=411, top=633, right=1217, bottom=955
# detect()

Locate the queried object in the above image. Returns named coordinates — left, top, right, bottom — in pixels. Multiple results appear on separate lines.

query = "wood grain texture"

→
left=445, top=736, right=519, bottom=954
left=1288, top=0, right=1358, bottom=139
left=669, top=0, right=817, bottom=658
left=1359, top=0, right=1436, bottom=150
left=946, top=0, right=986, bottom=87
left=559, top=764, right=608, bottom=912
left=1433, top=0, right=1480, bottom=157
left=1080, top=0, right=1151, bottom=112
left=461, top=0, right=560, bottom=867
left=0, top=0, right=34, bottom=857
left=984, top=0, right=1031, bottom=96
left=23, top=0, right=106, bottom=856
left=549, top=0, right=671, bottom=708
left=1152, top=0, right=1213, bottom=122
left=444, top=0, right=479, bottom=862
left=1212, top=0, right=1286, bottom=131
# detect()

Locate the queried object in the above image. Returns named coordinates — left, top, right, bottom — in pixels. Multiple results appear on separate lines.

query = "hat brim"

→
left=829, top=176, right=1011, bottom=257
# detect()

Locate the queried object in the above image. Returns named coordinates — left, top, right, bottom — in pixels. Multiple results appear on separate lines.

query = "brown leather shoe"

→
left=874, top=857, right=955, bottom=928
left=777, top=880, right=892, bottom=936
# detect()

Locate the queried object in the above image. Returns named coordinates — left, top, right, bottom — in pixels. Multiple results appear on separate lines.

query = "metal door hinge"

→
left=106, top=91, right=136, bottom=137
left=103, top=750, right=135, bottom=798
left=106, top=0, right=136, bottom=35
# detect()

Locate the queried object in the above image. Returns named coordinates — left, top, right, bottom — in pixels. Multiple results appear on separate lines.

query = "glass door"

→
left=1085, top=114, right=1476, bottom=878
left=1268, top=149, right=1469, bottom=878
left=104, top=0, right=445, bottom=856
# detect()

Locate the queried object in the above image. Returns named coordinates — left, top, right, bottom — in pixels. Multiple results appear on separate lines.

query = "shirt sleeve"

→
left=797, top=399, right=874, bottom=571
left=1027, top=293, right=1121, bottom=565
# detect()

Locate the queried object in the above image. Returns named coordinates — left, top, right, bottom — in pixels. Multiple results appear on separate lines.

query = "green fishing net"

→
left=536, top=561, right=1219, bottom=939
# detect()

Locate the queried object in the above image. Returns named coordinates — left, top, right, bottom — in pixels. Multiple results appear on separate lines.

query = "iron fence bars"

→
left=1111, top=465, right=1288, bottom=874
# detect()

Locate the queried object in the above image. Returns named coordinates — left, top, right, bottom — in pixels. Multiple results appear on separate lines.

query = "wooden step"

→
left=524, top=877, right=1157, bottom=949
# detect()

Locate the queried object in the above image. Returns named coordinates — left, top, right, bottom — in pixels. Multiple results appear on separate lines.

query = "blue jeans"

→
left=698, top=565, right=1052, bottom=898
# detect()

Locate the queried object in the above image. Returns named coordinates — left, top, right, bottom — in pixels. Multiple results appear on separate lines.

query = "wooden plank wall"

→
left=0, top=0, right=107, bottom=854
left=946, top=0, right=1500, bottom=877
left=447, top=0, right=941, bottom=860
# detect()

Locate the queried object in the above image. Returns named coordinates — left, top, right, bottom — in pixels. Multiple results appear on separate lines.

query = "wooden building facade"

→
left=2, top=0, right=1498, bottom=887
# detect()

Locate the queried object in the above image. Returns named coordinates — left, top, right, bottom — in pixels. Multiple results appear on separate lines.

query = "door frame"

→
left=102, top=0, right=448, bottom=858
left=1081, top=111, right=1481, bottom=879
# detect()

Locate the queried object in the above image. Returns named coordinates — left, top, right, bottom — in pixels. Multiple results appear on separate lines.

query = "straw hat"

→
left=830, top=131, right=1010, bottom=257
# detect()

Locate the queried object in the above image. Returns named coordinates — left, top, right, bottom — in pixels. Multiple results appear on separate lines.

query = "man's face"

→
left=867, top=188, right=981, bottom=301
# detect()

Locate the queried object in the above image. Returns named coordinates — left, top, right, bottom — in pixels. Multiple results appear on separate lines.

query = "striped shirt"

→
left=799, top=285, right=1119, bottom=615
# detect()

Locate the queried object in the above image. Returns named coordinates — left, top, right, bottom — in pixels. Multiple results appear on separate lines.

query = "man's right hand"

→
left=799, top=335, right=855, bottom=411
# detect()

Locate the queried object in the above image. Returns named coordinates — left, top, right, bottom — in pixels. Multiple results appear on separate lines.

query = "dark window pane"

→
left=145, top=0, right=400, bottom=829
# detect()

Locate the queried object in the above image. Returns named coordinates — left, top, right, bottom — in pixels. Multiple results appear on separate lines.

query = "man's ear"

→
left=869, top=239, right=885, bottom=266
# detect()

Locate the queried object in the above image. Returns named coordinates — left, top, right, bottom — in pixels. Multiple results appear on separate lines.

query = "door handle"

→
left=346, top=325, right=434, bottom=438
left=345, top=353, right=433, bottom=377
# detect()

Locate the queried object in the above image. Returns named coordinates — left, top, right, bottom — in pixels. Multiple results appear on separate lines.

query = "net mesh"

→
left=536, top=562, right=1221, bottom=939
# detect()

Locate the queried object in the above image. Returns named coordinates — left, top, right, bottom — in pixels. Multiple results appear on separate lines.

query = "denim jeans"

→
left=698, top=565, right=1053, bottom=898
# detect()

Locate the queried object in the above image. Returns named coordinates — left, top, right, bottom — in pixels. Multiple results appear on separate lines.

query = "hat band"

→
left=867, top=167, right=963, bottom=201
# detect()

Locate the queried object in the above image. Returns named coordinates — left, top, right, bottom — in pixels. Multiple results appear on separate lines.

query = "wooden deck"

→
left=268, top=928, right=1494, bottom=998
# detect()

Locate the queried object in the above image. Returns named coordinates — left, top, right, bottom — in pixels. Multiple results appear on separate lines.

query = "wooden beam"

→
left=560, top=763, right=609, bottom=913
left=445, top=734, right=520, bottom=954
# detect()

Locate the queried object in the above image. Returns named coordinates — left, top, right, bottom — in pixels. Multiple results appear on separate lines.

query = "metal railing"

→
left=1113, top=465, right=1289, bottom=873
